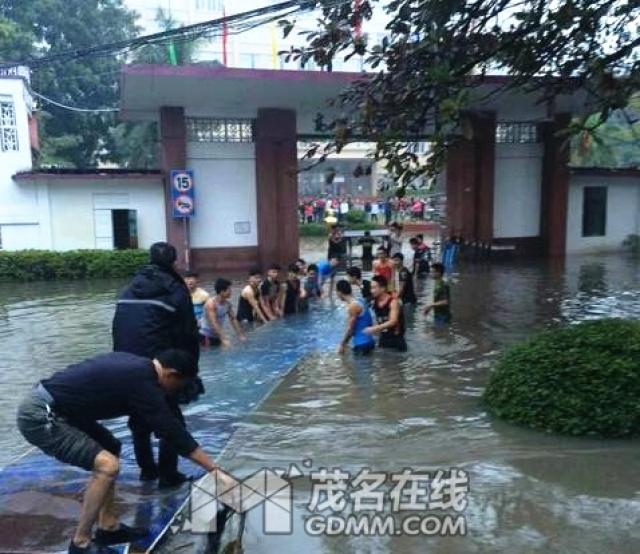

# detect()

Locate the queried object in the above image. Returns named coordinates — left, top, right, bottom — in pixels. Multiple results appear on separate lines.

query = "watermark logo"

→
left=172, top=463, right=304, bottom=535
left=172, top=461, right=469, bottom=537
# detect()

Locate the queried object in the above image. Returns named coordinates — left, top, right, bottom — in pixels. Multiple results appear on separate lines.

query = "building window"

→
left=0, top=100, right=18, bottom=151
left=582, top=186, right=607, bottom=237
left=495, top=122, right=540, bottom=144
left=186, top=118, right=254, bottom=143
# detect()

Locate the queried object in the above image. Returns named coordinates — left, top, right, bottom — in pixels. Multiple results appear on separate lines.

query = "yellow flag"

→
left=271, top=23, right=278, bottom=69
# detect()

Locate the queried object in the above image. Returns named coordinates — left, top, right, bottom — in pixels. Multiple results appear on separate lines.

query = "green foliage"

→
left=0, top=0, right=139, bottom=168
left=299, top=223, right=329, bottom=237
left=484, top=319, right=640, bottom=438
left=0, top=250, right=148, bottom=281
left=291, top=1, right=640, bottom=185
left=299, top=218, right=380, bottom=236
left=570, top=110, right=640, bottom=168
left=345, top=210, right=367, bottom=225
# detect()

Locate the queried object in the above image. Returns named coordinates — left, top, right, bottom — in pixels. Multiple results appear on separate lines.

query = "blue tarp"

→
left=0, top=304, right=343, bottom=553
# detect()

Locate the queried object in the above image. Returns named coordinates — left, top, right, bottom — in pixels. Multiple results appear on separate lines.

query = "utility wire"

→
left=0, top=0, right=318, bottom=70
left=31, top=90, right=119, bottom=113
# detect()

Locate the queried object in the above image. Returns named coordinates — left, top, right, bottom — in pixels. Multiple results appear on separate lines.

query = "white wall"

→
left=493, top=143, right=543, bottom=238
left=566, top=174, right=640, bottom=254
left=43, top=177, right=166, bottom=250
left=0, top=77, right=38, bottom=249
left=187, top=142, right=258, bottom=248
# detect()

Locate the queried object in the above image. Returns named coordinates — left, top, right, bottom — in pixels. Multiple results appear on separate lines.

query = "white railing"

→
left=0, top=66, right=30, bottom=82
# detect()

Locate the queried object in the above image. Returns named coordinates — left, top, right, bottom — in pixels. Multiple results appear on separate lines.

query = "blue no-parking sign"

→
left=171, top=169, right=195, bottom=218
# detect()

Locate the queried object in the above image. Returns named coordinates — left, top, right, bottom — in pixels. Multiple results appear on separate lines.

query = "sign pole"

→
left=183, top=217, right=191, bottom=271
left=170, top=169, right=195, bottom=272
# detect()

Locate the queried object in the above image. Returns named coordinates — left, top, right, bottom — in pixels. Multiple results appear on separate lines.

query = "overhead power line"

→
left=31, top=90, right=119, bottom=113
left=0, top=0, right=319, bottom=70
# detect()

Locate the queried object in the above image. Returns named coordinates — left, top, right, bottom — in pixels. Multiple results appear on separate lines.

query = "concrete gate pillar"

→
left=159, top=106, right=188, bottom=267
left=254, top=108, right=300, bottom=270
left=445, top=111, right=496, bottom=245
left=541, top=113, right=572, bottom=257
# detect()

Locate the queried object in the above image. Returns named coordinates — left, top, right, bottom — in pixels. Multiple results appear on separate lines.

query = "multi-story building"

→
left=0, top=67, right=42, bottom=249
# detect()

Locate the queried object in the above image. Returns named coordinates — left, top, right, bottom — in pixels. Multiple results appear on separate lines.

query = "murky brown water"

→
left=1, top=240, right=639, bottom=553
left=220, top=251, right=640, bottom=554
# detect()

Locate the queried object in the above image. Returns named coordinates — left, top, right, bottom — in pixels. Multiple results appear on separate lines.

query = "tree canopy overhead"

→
left=285, top=0, right=640, bottom=186
left=0, top=0, right=138, bottom=168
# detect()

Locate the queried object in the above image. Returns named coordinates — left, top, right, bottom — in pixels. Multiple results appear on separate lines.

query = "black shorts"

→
left=379, top=334, right=408, bottom=352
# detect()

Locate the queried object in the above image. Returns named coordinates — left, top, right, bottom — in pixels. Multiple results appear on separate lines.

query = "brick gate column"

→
left=445, top=111, right=496, bottom=244
left=159, top=106, right=187, bottom=266
left=541, top=113, right=572, bottom=257
left=255, top=108, right=299, bottom=270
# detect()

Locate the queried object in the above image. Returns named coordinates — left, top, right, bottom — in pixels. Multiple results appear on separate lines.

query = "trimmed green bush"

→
left=299, top=220, right=380, bottom=237
left=299, top=223, right=329, bottom=237
left=484, top=319, right=640, bottom=438
left=0, top=249, right=148, bottom=282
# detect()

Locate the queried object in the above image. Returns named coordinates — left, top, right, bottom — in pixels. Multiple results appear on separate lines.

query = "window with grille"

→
left=0, top=100, right=18, bottom=152
left=186, top=118, right=254, bottom=143
left=495, top=122, right=540, bottom=144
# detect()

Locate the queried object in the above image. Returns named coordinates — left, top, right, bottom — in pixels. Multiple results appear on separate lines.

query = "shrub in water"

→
left=484, top=319, right=640, bottom=438
left=0, top=249, right=148, bottom=281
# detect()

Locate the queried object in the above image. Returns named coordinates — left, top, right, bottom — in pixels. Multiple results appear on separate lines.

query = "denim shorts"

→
left=16, top=387, right=121, bottom=471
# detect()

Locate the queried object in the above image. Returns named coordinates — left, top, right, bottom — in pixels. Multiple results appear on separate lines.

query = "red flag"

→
left=354, top=0, right=363, bottom=39
left=222, top=6, right=228, bottom=65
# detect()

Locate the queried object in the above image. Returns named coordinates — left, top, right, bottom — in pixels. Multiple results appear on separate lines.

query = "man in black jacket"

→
left=17, top=350, right=224, bottom=554
left=112, top=242, right=201, bottom=487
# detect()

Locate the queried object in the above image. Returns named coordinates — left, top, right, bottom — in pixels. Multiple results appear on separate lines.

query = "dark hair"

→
left=417, top=234, right=424, bottom=240
left=215, top=278, right=232, bottom=294
left=409, top=237, right=419, bottom=245
left=392, top=252, right=404, bottom=261
left=347, top=266, right=362, bottom=279
left=307, top=264, right=318, bottom=273
left=269, top=263, right=282, bottom=271
left=364, top=230, right=371, bottom=236
left=336, top=279, right=352, bottom=295
left=431, top=262, right=445, bottom=275
left=249, top=267, right=262, bottom=277
left=296, top=258, right=306, bottom=266
left=150, top=242, right=177, bottom=269
left=288, top=263, right=300, bottom=274
left=156, top=349, right=198, bottom=379
left=184, top=271, right=199, bottom=279
left=372, top=275, right=388, bottom=288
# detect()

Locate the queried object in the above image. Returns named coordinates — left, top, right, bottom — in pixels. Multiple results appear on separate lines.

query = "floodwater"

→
left=0, top=243, right=639, bottom=553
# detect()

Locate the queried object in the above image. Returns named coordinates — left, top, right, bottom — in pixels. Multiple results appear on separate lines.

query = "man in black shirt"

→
left=259, top=263, right=283, bottom=320
left=16, top=350, right=224, bottom=554
left=392, top=252, right=417, bottom=306
left=112, top=242, right=201, bottom=487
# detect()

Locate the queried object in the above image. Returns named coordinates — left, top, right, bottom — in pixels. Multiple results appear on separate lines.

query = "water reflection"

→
left=0, top=252, right=639, bottom=553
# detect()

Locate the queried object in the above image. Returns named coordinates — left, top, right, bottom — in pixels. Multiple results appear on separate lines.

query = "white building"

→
left=0, top=66, right=166, bottom=252
left=0, top=67, right=41, bottom=250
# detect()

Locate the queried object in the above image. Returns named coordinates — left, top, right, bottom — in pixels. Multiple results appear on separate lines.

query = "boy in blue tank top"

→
left=336, top=279, right=376, bottom=355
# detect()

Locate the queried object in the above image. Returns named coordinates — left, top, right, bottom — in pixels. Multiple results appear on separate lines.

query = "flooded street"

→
left=0, top=244, right=639, bottom=552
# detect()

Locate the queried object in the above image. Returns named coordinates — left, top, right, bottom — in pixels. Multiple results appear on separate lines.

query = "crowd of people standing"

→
left=15, top=231, right=451, bottom=554
left=299, top=195, right=433, bottom=225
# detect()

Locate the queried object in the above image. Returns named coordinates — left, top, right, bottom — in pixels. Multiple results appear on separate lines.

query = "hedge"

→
left=0, top=249, right=148, bottom=281
left=299, top=220, right=381, bottom=237
left=484, top=319, right=640, bottom=438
